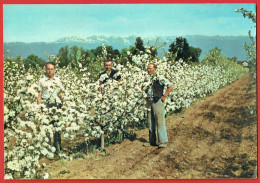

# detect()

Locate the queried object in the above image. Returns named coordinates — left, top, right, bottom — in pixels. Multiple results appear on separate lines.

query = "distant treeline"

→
left=5, top=37, right=203, bottom=67
left=4, top=36, right=246, bottom=76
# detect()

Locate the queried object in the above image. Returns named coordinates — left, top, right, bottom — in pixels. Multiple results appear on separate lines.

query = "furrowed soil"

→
left=44, top=74, right=257, bottom=179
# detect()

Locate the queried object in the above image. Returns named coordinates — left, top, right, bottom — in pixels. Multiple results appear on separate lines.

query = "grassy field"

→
left=43, top=74, right=257, bottom=179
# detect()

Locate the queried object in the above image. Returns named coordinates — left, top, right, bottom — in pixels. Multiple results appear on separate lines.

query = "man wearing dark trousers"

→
left=37, top=62, right=63, bottom=154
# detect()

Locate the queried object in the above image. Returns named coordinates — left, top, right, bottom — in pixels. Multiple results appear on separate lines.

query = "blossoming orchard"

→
left=4, top=44, right=248, bottom=179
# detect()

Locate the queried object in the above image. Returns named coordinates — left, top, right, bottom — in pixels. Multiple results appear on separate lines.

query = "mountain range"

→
left=3, top=35, right=251, bottom=61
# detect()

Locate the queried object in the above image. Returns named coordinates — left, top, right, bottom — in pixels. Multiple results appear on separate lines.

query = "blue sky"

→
left=3, top=4, right=256, bottom=42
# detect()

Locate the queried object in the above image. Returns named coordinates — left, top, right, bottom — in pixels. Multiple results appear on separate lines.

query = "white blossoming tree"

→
left=235, top=8, right=256, bottom=91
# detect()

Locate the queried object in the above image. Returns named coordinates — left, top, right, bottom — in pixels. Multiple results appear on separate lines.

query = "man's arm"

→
left=161, top=85, right=174, bottom=102
left=116, top=72, right=121, bottom=82
left=113, top=69, right=121, bottom=82
left=37, top=92, right=42, bottom=104
left=57, top=78, right=64, bottom=103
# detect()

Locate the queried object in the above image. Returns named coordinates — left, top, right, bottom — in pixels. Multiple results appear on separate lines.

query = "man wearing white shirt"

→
left=37, top=62, right=63, bottom=154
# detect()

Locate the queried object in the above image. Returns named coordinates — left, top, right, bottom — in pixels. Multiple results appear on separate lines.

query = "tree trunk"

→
left=101, top=133, right=105, bottom=150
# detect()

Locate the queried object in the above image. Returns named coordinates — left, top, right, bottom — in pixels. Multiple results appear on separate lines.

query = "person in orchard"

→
left=37, top=62, right=64, bottom=154
left=143, top=63, right=174, bottom=148
left=98, top=60, right=130, bottom=133
left=99, top=60, right=121, bottom=84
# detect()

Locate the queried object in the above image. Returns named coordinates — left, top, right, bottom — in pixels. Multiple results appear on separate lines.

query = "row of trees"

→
left=4, top=40, right=249, bottom=179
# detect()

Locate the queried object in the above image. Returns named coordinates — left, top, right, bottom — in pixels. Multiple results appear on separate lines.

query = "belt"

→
left=147, top=96, right=161, bottom=103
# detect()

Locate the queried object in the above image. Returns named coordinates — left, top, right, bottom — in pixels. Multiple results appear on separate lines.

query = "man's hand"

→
left=161, top=85, right=174, bottom=102
left=161, top=96, right=166, bottom=102
left=58, top=92, right=63, bottom=103
left=37, top=92, right=42, bottom=104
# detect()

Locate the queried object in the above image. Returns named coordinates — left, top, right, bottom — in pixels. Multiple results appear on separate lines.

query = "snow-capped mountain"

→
left=55, top=36, right=87, bottom=43
left=4, top=35, right=251, bottom=61
left=54, top=35, right=163, bottom=44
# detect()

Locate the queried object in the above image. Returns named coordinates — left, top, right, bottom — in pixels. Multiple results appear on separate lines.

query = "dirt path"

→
left=45, top=74, right=257, bottom=179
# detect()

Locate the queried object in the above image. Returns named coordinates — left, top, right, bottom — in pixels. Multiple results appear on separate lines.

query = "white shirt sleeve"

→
left=158, top=75, right=173, bottom=87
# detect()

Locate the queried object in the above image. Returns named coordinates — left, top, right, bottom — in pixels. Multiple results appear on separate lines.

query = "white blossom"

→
left=43, top=173, right=49, bottom=179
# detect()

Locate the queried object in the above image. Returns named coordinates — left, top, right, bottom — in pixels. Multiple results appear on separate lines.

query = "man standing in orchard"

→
left=144, top=63, right=174, bottom=148
left=99, top=60, right=121, bottom=84
left=98, top=60, right=131, bottom=134
left=37, top=62, right=64, bottom=154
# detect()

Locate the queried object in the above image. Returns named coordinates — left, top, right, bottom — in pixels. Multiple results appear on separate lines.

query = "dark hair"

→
left=45, top=62, right=56, bottom=68
left=148, top=63, right=157, bottom=69
left=104, top=60, right=113, bottom=65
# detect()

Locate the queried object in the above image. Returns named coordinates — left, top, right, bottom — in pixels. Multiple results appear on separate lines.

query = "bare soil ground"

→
left=44, top=74, right=257, bottom=179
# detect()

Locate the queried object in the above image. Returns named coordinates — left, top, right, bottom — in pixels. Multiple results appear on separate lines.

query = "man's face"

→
left=104, top=61, right=113, bottom=72
left=45, top=64, right=56, bottom=79
left=147, top=64, right=156, bottom=75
